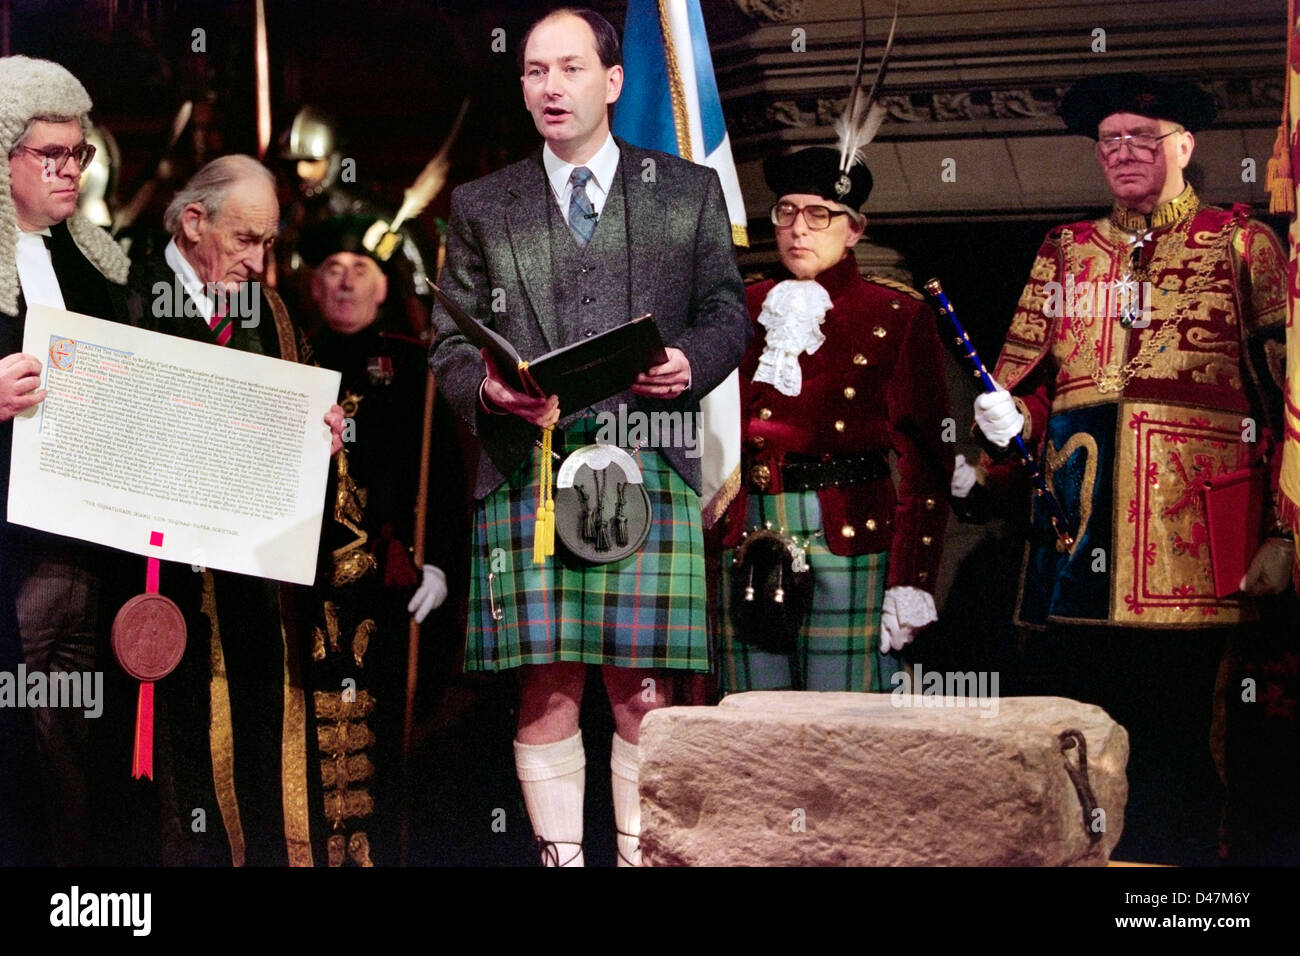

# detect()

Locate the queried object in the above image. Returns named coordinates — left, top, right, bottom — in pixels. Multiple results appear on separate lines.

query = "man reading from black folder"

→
left=430, top=7, right=748, bottom=866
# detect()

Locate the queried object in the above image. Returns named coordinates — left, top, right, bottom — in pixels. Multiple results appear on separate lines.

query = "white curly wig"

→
left=0, top=55, right=129, bottom=317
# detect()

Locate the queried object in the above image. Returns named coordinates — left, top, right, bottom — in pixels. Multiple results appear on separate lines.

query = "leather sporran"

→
left=729, top=528, right=813, bottom=654
left=554, top=444, right=652, bottom=565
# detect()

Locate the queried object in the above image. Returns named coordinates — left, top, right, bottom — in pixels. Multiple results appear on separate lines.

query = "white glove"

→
left=1239, top=538, right=1295, bottom=596
left=973, top=388, right=1024, bottom=449
left=879, top=586, right=938, bottom=653
left=951, top=453, right=977, bottom=499
left=407, top=564, right=448, bottom=623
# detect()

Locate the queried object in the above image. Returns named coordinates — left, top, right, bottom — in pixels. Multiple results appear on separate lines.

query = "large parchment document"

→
left=9, top=305, right=342, bottom=585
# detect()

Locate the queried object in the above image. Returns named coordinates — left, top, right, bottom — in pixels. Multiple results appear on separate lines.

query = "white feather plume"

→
left=835, top=0, right=899, bottom=177
left=835, top=100, right=888, bottom=172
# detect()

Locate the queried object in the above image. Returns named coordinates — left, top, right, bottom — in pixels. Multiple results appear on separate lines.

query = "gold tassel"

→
left=533, top=426, right=556, bottom=564
left=1266, top=125, right=1296, bottom=215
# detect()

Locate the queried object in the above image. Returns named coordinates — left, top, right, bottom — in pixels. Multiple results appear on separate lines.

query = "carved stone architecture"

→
left=703, top=0, right=1286, bottom=240
left=730, top=0, right=807, bottom=22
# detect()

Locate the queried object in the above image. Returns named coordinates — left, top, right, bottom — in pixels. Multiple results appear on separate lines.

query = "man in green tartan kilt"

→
left=430, top=9, right=748, bottom=866
left=466, top=419, right=709, bottom=675
left=717, top=148, right=952, bottom=694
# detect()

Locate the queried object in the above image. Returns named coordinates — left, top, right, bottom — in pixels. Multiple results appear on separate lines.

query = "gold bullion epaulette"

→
left=865, top=275, right=925, bottom=301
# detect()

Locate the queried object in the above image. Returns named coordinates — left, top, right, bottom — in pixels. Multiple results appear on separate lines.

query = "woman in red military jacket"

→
left=718, top=147, right=952, bottom=692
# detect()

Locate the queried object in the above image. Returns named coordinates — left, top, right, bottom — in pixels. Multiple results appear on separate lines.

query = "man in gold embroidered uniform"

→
left=959, top=74, right=1291, bottom=864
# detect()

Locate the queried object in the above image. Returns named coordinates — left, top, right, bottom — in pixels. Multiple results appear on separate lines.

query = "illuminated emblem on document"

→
left=48, top=336, right=76, bottom=372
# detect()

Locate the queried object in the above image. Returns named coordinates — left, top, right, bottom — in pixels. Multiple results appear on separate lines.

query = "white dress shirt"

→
left=164, top=236, right=216, bottom=322
left=542, top=134, right=621, bottom=221
left=14, top=227, right=65, bottom=311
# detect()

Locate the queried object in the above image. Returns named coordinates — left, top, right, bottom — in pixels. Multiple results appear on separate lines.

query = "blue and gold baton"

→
left=924, top=277, right=1075, bottom=549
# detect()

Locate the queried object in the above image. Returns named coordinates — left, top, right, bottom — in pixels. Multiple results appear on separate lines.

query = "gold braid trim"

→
left=348, top=832, right=374, bottom=867
left=701, top=465, right=741, bottom=531
left=204, top=570, right=246, bottom=867
left=327, top=833, right=346, bottom=867
left=326, top=825, right=375, bottom=866
left=265, top=286, right=298, bottom=362
left=658, top=0, right=693, bottom=161
left=352, top=618, right=374, bottom=668
left=323, top=788, right=375, bottom=824
left=321, top=753, right=375, bottom=789
left=1109, top=185, right=1200, bottom=233
left=317, top=721, right=377, bottom=754
left=279, top=583, right=313, bottom=867
left=332, top=450, right=378, bottom=587
left=314, top=689, right=376, bottom=721
left=866, top=275, right=925, bottom=301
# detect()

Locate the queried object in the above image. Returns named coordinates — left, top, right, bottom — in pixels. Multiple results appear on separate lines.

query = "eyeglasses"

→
left=12, top=142, right=97, bottom=176
left=1095, top=130, right=1182, bottom=164
left=770, top=201, right=852, bottom=230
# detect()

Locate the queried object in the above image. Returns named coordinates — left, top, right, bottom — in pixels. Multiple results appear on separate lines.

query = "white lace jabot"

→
left=752, top=279, right=832, bottom=397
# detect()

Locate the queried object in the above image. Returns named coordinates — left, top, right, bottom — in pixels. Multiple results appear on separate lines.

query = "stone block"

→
left=638, top=692, right=1127, bottom=866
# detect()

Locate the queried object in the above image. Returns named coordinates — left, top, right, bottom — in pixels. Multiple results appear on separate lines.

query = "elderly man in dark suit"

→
left=431, top=7, right=749, bottom=866
left=128, top=154, right=344, bottom=866
left=0, top=55, right=132, bottom=865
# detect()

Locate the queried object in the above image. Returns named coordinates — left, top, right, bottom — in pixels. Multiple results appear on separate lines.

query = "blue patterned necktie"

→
left=568, top=166, right=596, bottom=246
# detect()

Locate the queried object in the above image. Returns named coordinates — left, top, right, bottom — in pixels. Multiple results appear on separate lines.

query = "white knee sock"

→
left=610, top=733, right=642, bottom=867
left=515, top=733, right=586, bottom=867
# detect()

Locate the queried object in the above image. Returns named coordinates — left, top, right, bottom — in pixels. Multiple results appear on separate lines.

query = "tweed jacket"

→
left=430, top=139, right=750, bottom=500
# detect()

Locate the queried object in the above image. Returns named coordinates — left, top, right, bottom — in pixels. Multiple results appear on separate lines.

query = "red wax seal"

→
left=112, top=593, right=187, bottom=682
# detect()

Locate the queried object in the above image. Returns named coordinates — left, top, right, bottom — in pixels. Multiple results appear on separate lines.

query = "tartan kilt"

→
left=465, top=420, right=708, bottom=672
left=718, top=490, right=892, bottom=693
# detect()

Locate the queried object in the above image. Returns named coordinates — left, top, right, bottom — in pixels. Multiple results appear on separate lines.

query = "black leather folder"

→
left=433, top=284, right=668, bottom=412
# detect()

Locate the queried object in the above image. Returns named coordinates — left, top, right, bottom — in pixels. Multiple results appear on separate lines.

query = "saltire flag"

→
left=1271, top=0, right=1300, bottom=573
left=613, top=0, right=746, bottom=528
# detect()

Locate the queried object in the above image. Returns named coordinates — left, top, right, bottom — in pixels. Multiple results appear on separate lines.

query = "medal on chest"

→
left=366, top=356, right=393, bottom=385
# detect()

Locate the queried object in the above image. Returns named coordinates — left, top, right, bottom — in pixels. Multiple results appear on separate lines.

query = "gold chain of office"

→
left=1076, top=197, right=1201, bottom=394
left=1080, top=312, right=1184, bottom=394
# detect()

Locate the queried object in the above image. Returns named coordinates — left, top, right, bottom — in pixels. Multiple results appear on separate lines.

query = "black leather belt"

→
left=748, top=451, right=890, bottom=494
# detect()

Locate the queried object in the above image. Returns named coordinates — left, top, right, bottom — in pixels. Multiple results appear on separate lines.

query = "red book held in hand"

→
left=1203, top=463, right=1265, bottom=598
